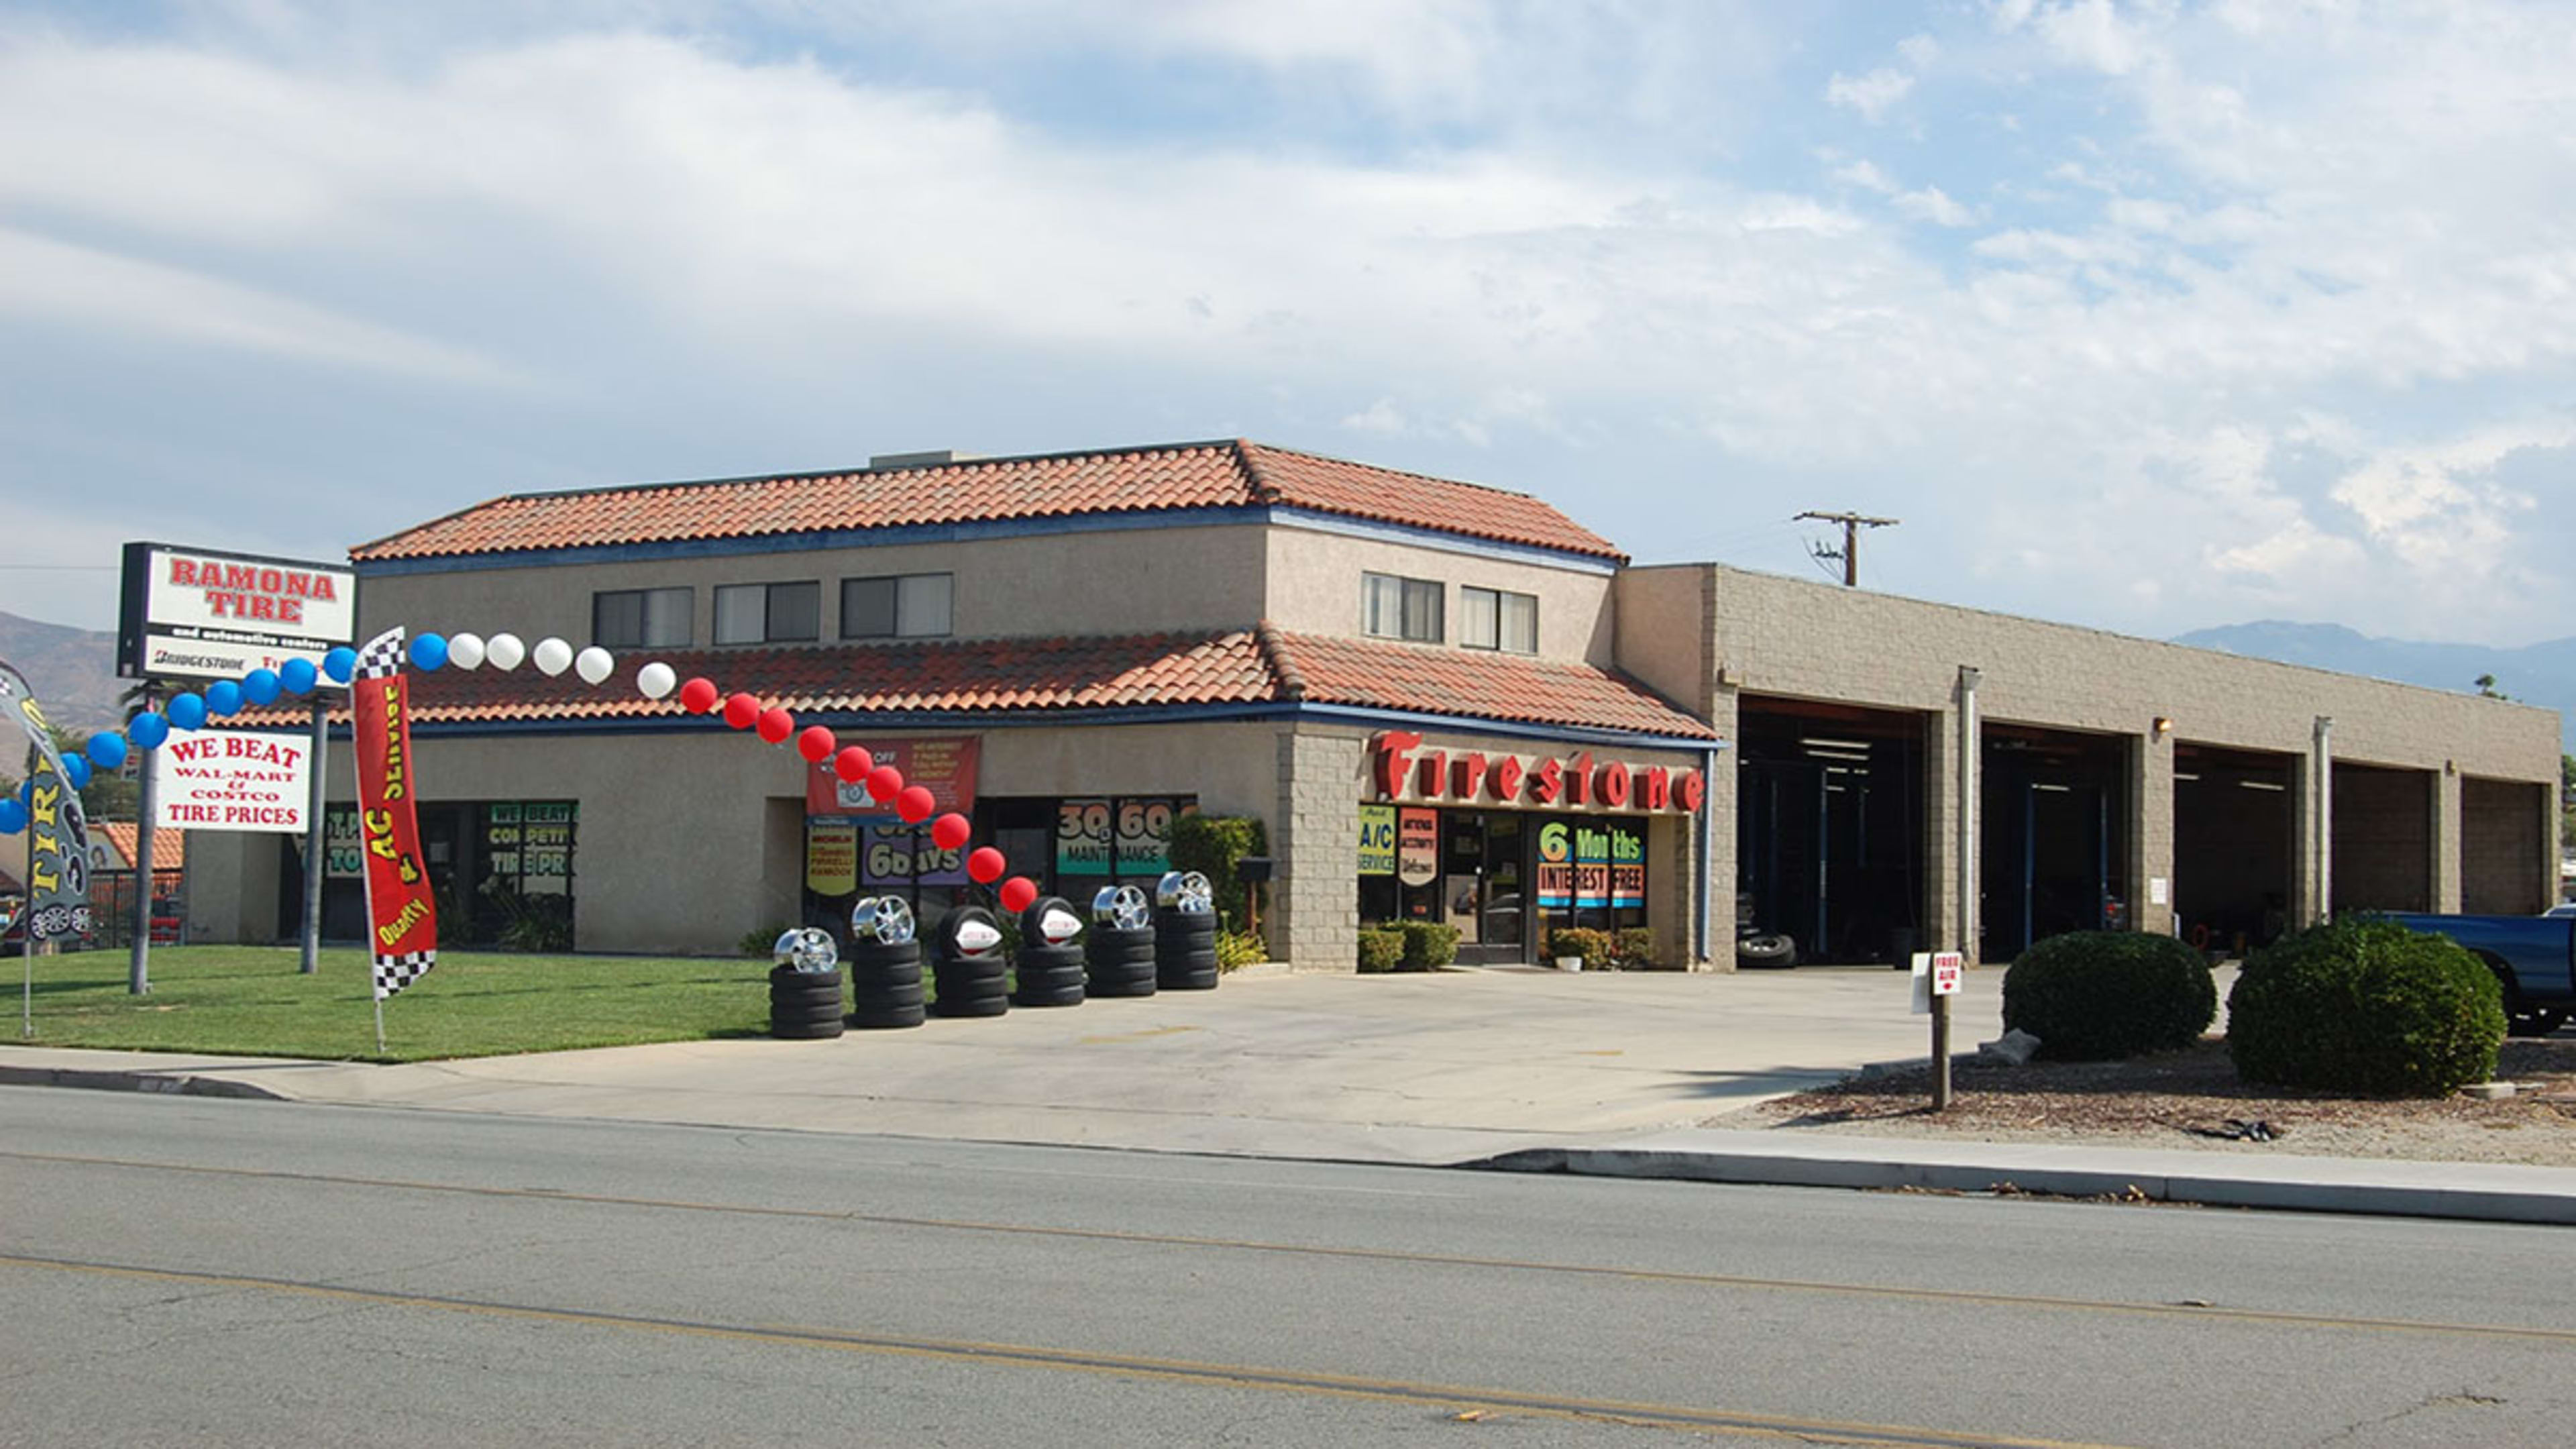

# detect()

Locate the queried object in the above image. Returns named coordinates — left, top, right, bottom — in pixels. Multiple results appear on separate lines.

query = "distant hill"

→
left=2171, top=621, right=2576, bottom=730
left=0, top=610, right=125, bottom=736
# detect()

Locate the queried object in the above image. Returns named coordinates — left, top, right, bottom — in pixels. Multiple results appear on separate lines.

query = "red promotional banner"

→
left=353, top=631, right=437, bottom=998
left=805, top=735, right=981, bottom=816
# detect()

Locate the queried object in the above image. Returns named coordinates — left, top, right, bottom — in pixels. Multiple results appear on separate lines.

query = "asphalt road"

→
left=4, top=1087, right=2573, bottom=1448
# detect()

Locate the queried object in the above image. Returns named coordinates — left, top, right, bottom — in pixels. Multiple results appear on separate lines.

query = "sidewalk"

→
left=7, top=966, right=2571, bottom=1225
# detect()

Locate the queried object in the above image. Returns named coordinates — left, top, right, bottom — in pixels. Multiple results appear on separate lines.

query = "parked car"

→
left=2392, top=910, right=2573, bottom=1036
left=2543, top=902, right=2576, bottom=918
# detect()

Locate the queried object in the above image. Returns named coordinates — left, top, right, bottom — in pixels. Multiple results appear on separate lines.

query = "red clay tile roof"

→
left=93, top=821, right=185, bottom=873
left=351, top=441, right=1625, bottom=564
left=231, top=629, right=1710, bottom=739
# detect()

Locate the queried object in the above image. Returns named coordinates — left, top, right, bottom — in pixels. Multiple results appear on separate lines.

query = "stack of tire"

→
left=1153, top=871, right=1221, bottom=991
left=1084, top=885, right=1159, bottom=998
left=767, top=928, right=846, bottom=1040
left=1010, top=896, right=1087, bottom=1008
left=931, top=906, right=1010, bottom=1018
left=847, top=897, right=926, bottom=1030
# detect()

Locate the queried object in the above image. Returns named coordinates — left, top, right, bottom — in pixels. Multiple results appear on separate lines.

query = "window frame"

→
left=714, top=580, right=820, bottom=646
left=1461, top=585, right=1539, bottom=654
left=840, top=572, right=955, bottom=641
left=592, top=586, right=693, bottom=649
left=1362, top=572, right=1444, bottom=644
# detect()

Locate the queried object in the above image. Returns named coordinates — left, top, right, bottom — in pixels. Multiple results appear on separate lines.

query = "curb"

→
left=1474, top=1146, right=2576, bottom=1226
left=0, top=1064, right=289, bottom=1102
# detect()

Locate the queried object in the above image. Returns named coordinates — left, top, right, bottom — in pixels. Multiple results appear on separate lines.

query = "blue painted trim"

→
left=356, top=504, right=1619, bottom=578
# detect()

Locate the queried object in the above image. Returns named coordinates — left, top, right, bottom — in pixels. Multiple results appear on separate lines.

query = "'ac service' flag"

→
left=351, top=630, right=437, bottom=999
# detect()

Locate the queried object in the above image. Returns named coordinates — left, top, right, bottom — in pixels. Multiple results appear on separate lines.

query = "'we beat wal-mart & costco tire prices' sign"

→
left=152, top=731, right=311, bottom=833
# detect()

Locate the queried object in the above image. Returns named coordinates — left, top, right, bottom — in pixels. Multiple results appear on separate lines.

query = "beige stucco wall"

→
left=354, top=523, right=1275, bottom=649
left=1261, top=523, right=1617, bottom=664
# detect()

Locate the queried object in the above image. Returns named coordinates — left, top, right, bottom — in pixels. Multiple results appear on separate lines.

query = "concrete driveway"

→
left=42, top=963, right=2003, bottom=1165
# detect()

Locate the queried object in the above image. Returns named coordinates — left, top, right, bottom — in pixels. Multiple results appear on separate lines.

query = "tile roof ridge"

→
left=1239, top=439, right=1549, bottom=504
left=1252, top=621, right=1306, bottom=700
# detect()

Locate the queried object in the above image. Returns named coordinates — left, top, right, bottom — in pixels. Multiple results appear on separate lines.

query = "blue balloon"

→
left=323, top=647, right=358, bottom=684
left=280, top=658, right=319, bottom=694
left=244, top=668, right=282, bottom=706
left=129, top=711, right=170, bottom=749
left=86, top=733, right=127, bottom=770
left=61, top=753, right=91, bottom=789
left=166, top=692, right=207, bottom=731
left=206, top=680, right=244, bottom=717
left=0, top=798, right=23, bottom=835
left=409, top=633, right=449, bottom=672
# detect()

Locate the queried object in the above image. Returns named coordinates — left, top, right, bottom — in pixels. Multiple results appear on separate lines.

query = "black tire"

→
left=849, top=982, right=926, bottom=1012
left=1013, top=942, right=1087, bottom=1006
left=849, top=1000, right=926, bottom=1030
left=1735, top=933, right=1799, bottom=969
left=1087, top=926, right=1159, bottom=996
left=1013, top=985, right=1087, bottom=1008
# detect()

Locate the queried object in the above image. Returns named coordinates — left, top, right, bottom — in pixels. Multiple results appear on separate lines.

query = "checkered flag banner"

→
left=352, top=627, right=440, bottom=1002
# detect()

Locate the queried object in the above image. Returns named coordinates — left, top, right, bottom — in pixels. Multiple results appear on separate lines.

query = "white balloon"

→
left=533, top=637, right=574, bottom=676
left=574, top=646, right=614, bottom=685
left=485, top=633, right=527, bottom=671
left=446, top=632, right=486, bottom=670
left=636, top=662, right=678, bottom=700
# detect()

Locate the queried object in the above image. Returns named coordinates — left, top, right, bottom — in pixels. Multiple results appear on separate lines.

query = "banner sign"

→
left=1369, top=732, right=1707, bottom=814
left=862, top=820, right=966, bottom=886
left=482, top=802, right=575, bottom=896
left=805, top=736, right=981, bottom=815
left=1611, top=824, right=1646, bottom=908
left=1574, top=822, right=1611, bottom=908
left=152, top=731, right=311, bottom=833
left=1397, top=808, right=1439, bottom=887
left=117, top=542, right=357, bottom=682
left=1535, top=820, right=1573, bottom=908
left=1356, top=803, right=1396, bottom=877
left=0, top=658, right=93, bottom=941
left=1052, top=797, right=1191, bottom=877
left=1055, top=800, right=1112, bottom=875
left=323, top=806, right=363, bottom=879
left=352, top=629, right=437, bottom=999
left=806, top=820, right=858, bottom=895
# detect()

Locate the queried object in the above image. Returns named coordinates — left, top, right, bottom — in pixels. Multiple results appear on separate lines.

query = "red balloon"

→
left=930, top=812, right=971, bottom=851
left=722, top=692, right=760, bottom=729
left=679, top=678, right=719, bottom=714
left=833, top=746, right=872, bottom=783
left=865, top=765, right=904, bottom=804
left=999, top=876, right=1037, bottom=914
left=798, top=726, right=837, bottom=763
left=896, top=785, right=935, bottom=824
left=967, top=847, right=1006, bottom=884
left=757, top=706, right=794, bottom=744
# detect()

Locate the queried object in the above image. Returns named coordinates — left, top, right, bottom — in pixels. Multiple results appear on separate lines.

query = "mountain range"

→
left=1, top=608, right=2565, bottom=742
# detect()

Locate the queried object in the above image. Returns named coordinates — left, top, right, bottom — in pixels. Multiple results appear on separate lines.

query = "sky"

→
left=3, top=0, right=2573, bottom=646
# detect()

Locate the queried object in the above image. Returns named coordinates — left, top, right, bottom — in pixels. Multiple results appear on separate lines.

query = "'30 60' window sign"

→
left=1370, top=732, right=1706, bottom=814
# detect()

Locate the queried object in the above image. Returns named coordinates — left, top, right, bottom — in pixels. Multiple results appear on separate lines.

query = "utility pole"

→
left=1796, top=511, right=1899, bottom=587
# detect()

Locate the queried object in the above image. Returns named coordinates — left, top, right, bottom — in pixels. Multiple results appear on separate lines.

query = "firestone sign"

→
left=1368, top=731, right=1707, bottom=814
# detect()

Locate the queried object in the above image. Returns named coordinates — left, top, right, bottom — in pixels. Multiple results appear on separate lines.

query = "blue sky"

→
left=4, top=0, right=2573, bottom=645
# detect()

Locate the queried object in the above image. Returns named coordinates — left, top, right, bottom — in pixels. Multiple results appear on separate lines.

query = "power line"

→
left=1793, top=511, right=1899, bottom=588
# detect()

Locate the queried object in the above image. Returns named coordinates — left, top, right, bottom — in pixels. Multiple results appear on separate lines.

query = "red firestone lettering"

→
left=1678, top=769, right=1706, bottom=812
left=1492, top=755, right=1525, bottom=801
left=1415, top=751, right=1447, bottom=798
left=1532, top=757, right=1563, bottom=805
left=1641, top=766, right=1670, bottom=810
left=1566, top=753, right=1592, bottom=806
left=1373, top=731, right=1423, bottom=799
left=1454, top=753, right=1487, bottom=798
left=1598, top=761, right=1631, bottom=808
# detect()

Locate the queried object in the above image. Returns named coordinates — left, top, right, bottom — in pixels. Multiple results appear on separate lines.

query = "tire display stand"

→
left=847, top=936, right=926, bottom=1029
left=1085, top=925, right=1157, bottom=998
left=932, top=906, right=1010, bottom=1018
left=1154, top=909, right=1220, bottom=991
left=1010, top=897, right=1087, bottom=1008
left=768, top=964, right=846, bottom=1039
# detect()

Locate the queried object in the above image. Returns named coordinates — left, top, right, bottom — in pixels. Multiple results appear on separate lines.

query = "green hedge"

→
left=1357, top=928, right=1405, bottom=973
left=1400, top=921, right=1461, bottom=971
left=2226, top=917, right=2505, bottom=1096
left=2001, top=930, right=2216, bottom=1061
left=1169, top=814, right=1267, bottom=931
left=1549, top=927, right=1618, bottom=970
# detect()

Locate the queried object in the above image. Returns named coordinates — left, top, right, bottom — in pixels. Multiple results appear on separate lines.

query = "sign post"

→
left=1929, top=950, right=1963, bottom=1110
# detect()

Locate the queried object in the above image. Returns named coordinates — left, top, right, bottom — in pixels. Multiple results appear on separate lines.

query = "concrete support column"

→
left=1956, top=666, right=1982, bottom=965
left=1705, top=688, right=1740, bottom=971
left=2432, top=764, right=2464, bottom=914
left=2131, top=727, right=2176, bottom=936
left=2295, top=716, right=2334, bottom=923
left=1275, top=729, right=1363, bottom=971
left=1923, top=709, right=1960, bottom=957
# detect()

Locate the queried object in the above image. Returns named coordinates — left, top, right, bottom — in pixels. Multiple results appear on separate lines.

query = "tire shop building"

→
left=184, top=438, right=2562, bottom=969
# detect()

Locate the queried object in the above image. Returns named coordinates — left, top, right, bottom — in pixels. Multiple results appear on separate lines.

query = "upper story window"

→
left=1362, top=572, right=1443, bottom=644
left=715, top=580, right=820, bottom=645
left=593, top=586, right=692, bottom=649
left=843, top=573, right=953, bottom=639
left=1460, top=586, right=1538, bottom=653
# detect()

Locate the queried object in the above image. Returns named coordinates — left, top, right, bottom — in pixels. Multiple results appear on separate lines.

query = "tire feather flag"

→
left=0, top=657, right=94, bottom=943
left=352, top=629, right=437, bottom=999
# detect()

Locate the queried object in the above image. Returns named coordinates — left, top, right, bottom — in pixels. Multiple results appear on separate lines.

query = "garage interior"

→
left=1979, top=723, right=2131, bottom=960
left=2171, top=743, right=2295, bottom=956
left=1735, top=700, right=1927, bottom=966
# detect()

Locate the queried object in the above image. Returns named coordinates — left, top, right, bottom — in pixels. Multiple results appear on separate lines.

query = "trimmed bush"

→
left=1215, top=929, right=1267, bottom=972
left=1357, top=928, right=1405, bottom=974
left=1549, top=928, right=1618, bottom=971
left=2002, top=930, right=2216, bottom=1061
left=2227, top=918, right=2505, bottom=1096
left=1169, top=814, right=1267, bottom=930
left=1399, top=920, right=1461, bottom=971
left=1614, top=928, right=1658, bottom=970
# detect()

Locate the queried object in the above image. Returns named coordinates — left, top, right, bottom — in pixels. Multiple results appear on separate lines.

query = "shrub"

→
left=2227, top=918, right=2505, bottom=1096
left=1399, top=920, right=1461, bottom=971
left=739, top=923, right=792, bottom=958
left=1549, top=927, right=1618, bottom=971
left=2002, top=931, right=2216, bottom=1061
left=1614, top=928, right=1658, bottom=970
left=1215, top=929, right=1267, bottom=972
left=1169, top=814, right=1268, bottom=930
left=1356, top=928, right=1405, bottom=973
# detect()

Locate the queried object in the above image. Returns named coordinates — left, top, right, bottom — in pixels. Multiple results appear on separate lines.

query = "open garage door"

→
left=2463, top=777, right=2548, bottom=915
left=1980, top=724, right=2130, bottom=960
left=2332, top=763, right=2432, bottom=914
left=1735, top=700, right=1927, bottom=966
left=2173, top=745, right=2294, bottom=957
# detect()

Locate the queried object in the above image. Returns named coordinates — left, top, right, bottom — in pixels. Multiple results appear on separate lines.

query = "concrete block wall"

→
left=1275, top=729, right=1365, bottom=971
left=2463, top=777, right=2548, bottom=915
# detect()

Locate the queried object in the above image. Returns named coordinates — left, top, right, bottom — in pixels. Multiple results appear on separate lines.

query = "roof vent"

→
left=868, top=450, right=971, bottom=471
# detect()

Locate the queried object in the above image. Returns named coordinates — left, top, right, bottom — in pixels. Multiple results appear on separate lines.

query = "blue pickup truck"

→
left=2390, top=909, right=2575, bottom=1037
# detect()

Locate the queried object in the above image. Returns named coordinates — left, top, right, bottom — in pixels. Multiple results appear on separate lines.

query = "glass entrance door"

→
left=1444, top=811, right=1527, bottom=965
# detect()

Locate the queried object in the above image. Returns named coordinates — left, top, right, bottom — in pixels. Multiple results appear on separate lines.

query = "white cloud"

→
left=1825, top=66, right=1913, bottom=122
left=1894, top=186, right=1974, bottom=227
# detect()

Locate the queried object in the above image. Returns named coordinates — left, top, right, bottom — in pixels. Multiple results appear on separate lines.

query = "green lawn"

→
left=4, top=945, right=772, bottom=1063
